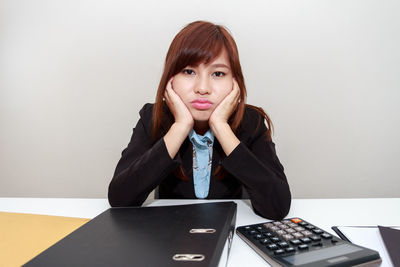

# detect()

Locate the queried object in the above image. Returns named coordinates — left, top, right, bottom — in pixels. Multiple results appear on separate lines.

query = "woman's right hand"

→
left=163, top=77, right=194, bottom=159
left=164, top=77, right=194, bottom=131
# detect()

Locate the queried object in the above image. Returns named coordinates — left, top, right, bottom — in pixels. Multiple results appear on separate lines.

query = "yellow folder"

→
left=0, top=212, right=90, bottom=267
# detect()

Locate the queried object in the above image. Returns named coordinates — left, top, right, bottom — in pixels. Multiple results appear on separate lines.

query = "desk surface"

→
left=1, top=198, right=399, bottom=267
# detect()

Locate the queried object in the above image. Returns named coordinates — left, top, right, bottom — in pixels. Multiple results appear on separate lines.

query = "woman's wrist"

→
left=210, top=120, right=226, bottom=134
left=209, top=118, right=228, bottom=132
left=163, top=122, right=193, bottom=159
left=173, top=121, right=193, bottom=135
left=210, top=122, right=240, bottom=156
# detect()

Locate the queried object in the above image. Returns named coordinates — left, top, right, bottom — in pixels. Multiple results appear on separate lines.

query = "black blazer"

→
left=108, top=103, right=291, bottom=220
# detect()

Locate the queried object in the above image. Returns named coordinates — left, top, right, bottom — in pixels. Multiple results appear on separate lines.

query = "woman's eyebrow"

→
left=210, top=63, right=230, bottom=69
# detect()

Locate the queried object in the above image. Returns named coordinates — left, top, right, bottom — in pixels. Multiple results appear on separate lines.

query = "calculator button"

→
left=274, top=249, right=285, bottom=255
left=293, top=232, right=304, bottom=238
left=301, top=230, right=313, bottom=236
left=256, top=226, right=264, bottom=231
left=264, top=232, right=274, bottom=237
left=300, top=237, right=311, bottom=244
left=286, top=228, right=296, bottom=234
left=267, top=244, right=278, bottom=250
left=260, top=238, right=270, bottom=245
left=321, top=233, right=332, bottom=239
left=298, top=244, right=309, bottom=250
left=310, top=235, right=321, bottom=242
left=279, top=224, right=289, bottom=229
left=285, top=247, right=296, bottom=253
left=294, top=226, right=305, bottom=231
left=282, top=234, right=294, bottom=240
left=291, top=218, right=302, bottom=224
left=276, top=230, right=286, bottom=236
left=288, top=223, right=297, bottom=227
left=270, top=226, right=280, bottom=231
left=312, top=229, right=324, bottom=234
left=249, top=230, right=257, bottom=235
left=271, top=237, right=281, bottom=243
left=283, top=220, right=292, bottom=224
left=305, top=225, right=315, bottom=230
left=331, top=239, right=338, bottom=244
left=264, top=223, right=274, bottom=228
left=254, top=234, right=264, bottom=239
left=290, top=239, right=302, bottom=245
left=278, top=242, right=289, bottom=248
left=299, top=221, right=308, bottom=226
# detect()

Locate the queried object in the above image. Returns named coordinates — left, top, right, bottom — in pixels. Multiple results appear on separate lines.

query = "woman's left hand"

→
left=209, top=79, right=241, bottom=156
left=209, top=79, right=240, bottom=127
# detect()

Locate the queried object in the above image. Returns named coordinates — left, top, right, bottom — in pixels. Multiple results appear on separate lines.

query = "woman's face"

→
left=172, top=49, right=233, bottom=123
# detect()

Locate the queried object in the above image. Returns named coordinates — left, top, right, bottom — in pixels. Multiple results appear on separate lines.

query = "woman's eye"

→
left=183, top=69, right=195, bottom=75
left=213, top=71, right=225, bottom=77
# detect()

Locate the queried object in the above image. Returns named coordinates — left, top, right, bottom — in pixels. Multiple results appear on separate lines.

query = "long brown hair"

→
left=152, top=21, right=273, bottom=179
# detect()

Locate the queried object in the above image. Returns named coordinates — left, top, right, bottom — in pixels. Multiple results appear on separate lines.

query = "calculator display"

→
left=280, top=244, right=361, bottom=265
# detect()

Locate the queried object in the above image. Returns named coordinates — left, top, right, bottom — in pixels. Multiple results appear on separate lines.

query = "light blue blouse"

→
left=188, top=129, right=214, bottom=198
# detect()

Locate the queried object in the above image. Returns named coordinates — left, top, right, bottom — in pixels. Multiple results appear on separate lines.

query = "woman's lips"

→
left=191, top=99, right=213, bottom=110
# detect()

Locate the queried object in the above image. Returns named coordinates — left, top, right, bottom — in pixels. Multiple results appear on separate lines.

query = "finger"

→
left=164, top=86, right=173, bottom=106
left=227, top=83, right=240, bottom=104
left=220, top=90, right=237, bottom=109
left=165, top=80, right=182, bottom=109
left=233, top=79, right=240, bottom=94
left=164, top=91, right=171, bottom=109
left=232, top=79, right=241, bottom=103
left=165, top=77, right=176, bottom=100
left=164, top=89, right=170, bottom=102
left=166, top=77, right=173, bottom=91
left=165, top=85, right=176, bottom=102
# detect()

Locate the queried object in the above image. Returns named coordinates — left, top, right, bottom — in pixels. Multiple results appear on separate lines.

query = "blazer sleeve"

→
left=108, top=104, right=180, bottom=207
left=221, top=110, right=291, bottom=220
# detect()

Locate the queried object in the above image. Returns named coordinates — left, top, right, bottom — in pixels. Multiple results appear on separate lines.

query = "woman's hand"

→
left=164, top=77, right=194, bottom=131
left=163, top=77, right=194, bottom=159
left=209, top=79, right=241, bottom=156
left=209, top=79, right=240, bottom=128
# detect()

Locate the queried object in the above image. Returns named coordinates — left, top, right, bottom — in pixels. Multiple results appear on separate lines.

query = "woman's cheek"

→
left=220, top=80, right=233, bottom=98
left=171, top=79, right=185, bottom=97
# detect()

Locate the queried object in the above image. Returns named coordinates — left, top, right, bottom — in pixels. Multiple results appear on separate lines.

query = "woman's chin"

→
left=191, top=111, right=211, bottom=122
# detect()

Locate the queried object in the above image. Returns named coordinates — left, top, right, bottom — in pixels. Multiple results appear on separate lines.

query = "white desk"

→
left=1, top=198, right=399, bottom=267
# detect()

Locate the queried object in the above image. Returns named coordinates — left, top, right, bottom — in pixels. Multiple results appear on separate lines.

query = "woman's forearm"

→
left=210, top=122, right=240, bottom=156
left=163, top=122, right=192, bottom=159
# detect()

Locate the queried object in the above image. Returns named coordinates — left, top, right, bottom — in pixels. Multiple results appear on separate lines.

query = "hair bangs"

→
left=172, top=28, right=225, bottom=75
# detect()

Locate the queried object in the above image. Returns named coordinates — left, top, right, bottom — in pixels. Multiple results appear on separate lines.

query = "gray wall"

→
left=1, top=0, right=399, bottom=198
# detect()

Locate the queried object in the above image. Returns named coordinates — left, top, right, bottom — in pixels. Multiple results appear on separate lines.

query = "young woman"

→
left=108, top=21, right=291, bottom=220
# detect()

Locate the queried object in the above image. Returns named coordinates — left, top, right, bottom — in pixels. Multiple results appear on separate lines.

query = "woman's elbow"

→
left=108, top=181, right=130, bottom=207
left=254, top=202, right=290, bottom=221
left=254, top=186, right=292, bottom=220
left=108, top=184, right=122, bottom=207
left=108, top=181, right=146, bottom=208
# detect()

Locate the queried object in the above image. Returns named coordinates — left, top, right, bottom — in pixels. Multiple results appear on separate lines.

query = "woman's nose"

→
left=195, top=75, right=211, bottom=95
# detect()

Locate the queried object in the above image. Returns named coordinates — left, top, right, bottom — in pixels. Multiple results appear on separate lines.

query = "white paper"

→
left=337, top=226, right=400, bottom=267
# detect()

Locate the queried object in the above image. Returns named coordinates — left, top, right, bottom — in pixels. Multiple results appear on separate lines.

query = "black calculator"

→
left=236, top=218, right=381, bottom=267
